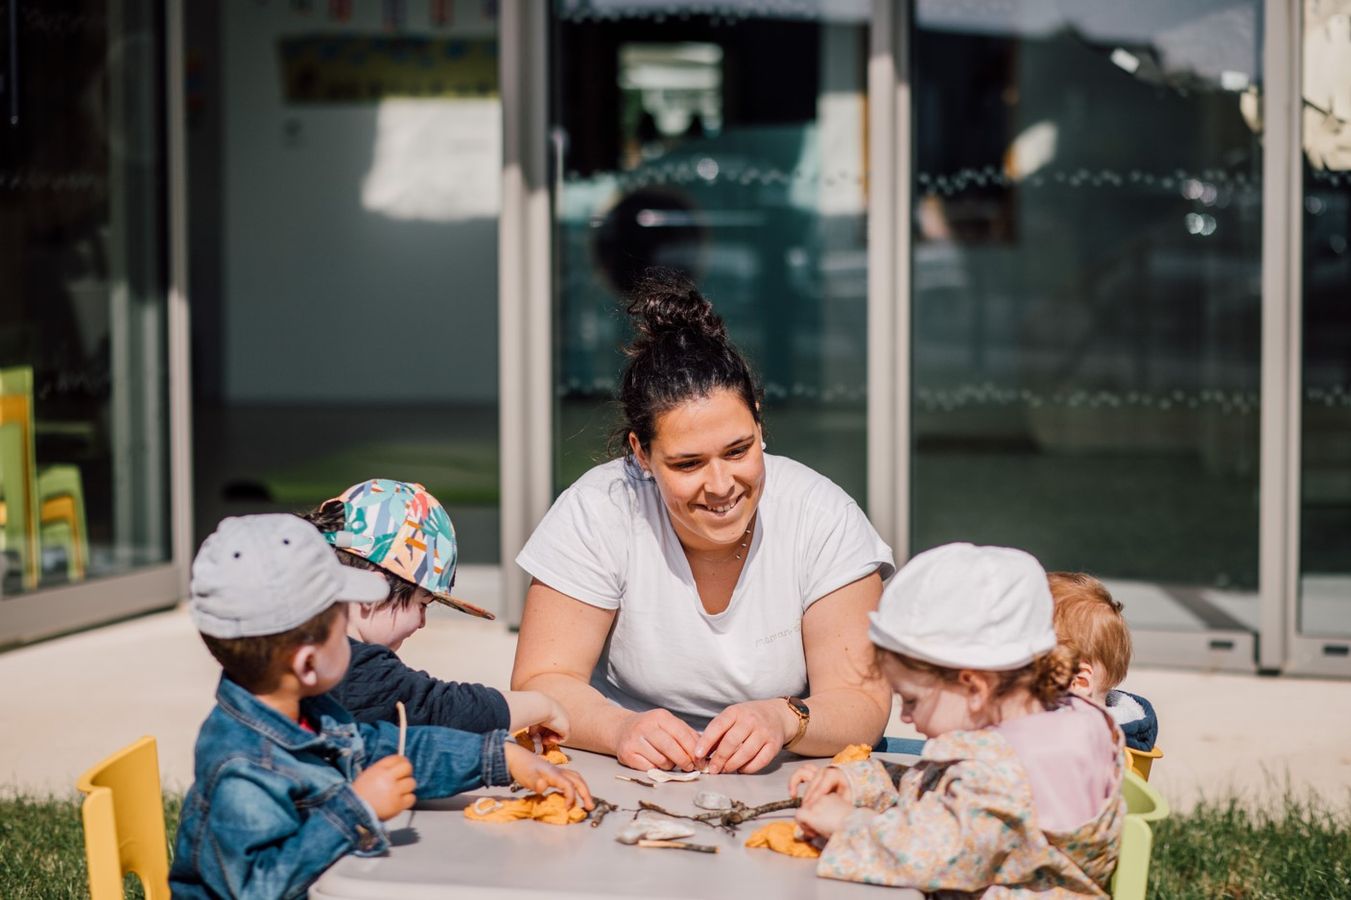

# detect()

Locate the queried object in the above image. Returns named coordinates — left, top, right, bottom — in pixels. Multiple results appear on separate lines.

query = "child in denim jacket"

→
left=301, top=479, right=569, bottom=741
left=170, top=514, right=593, bottom=899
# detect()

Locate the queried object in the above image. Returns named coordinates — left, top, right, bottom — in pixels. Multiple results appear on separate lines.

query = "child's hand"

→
left=504, top=742, right=595, bottom=811
left=793, top=764, right=853, bottom=806
left=789, top=763, right=822, bottom=798
left=529, top=695, right=571, bottom=746
left=795, top=793, right=853, bottom=840
left=505, top=690, right=572, bottom=745
left=352, top=755, right=417, bottom=821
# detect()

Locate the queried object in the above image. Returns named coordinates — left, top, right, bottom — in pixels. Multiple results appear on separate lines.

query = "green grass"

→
left=0, top=793, right=180, bottom=900
left=2, top=790, right=1348, bottom=898
left=1147, top=791, right=1351, bottom=899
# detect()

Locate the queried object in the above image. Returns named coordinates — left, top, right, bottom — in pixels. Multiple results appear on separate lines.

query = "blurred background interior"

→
left=0, top=0, right=1347, bottom=676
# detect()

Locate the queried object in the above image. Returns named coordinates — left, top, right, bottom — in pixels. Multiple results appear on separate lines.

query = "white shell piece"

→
left=470, top=798, right=503, bottom=815
left=693, top=790, right=732, bottom=811
left=615, top=817, right=697, bottom=845
left=645, top=768, right=700, bottom=783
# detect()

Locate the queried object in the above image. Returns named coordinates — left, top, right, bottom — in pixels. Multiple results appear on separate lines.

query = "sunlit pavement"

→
left=3, top=595, right=1349, bottom=812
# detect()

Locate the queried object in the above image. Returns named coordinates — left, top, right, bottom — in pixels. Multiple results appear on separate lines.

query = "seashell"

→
left=615, top=817, right=697, bottom=845
left=645, top=768, right=700, bottom=783
left=693, top=790, right=732, bottom=811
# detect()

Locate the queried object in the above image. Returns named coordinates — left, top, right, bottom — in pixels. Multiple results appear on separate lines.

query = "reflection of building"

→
left=2, top=1, right=1348, bottom=679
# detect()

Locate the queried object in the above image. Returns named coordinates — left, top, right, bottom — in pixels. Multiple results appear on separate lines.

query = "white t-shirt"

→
left=516, top=454, right=895, bottom=727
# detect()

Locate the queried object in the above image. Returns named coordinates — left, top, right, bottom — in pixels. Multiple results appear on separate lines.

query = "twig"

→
left=638, top=797, right=802, bottom=833
left=615, top=774, right=655, bottom=788
left=637, top=839, right=719, bottom=853
left=588, top=797, right=620, bottom=828
left=396, top=701, right=408, bottom=757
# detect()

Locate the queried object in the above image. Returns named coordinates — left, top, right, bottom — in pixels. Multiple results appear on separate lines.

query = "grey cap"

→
left=190, top=514, right=389, bottom=639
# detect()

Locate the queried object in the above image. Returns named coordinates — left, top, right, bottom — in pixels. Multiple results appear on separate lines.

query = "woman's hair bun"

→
left=625, top=268, right=727, bottom=344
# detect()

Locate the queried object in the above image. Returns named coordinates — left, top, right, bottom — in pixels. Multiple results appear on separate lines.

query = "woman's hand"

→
left=503, top=743, right=595, bottom=811
left=352, top=755, right=417, bottom=821
left=796, top=793, right=853, bottom=841
left=694, top=699, right=794, bottom=774
left=614, top=709, right=702, bottom=771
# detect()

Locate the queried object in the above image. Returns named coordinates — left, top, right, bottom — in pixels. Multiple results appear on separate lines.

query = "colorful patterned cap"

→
left=319, top=479, right=494, bottom=620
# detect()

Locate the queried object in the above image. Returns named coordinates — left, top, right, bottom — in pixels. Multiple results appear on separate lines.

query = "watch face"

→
left=788, top=697, right=809, bottom=718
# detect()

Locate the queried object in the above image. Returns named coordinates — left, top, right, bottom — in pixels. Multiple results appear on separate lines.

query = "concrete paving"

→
left=3, top=600, right=1350, bottom=812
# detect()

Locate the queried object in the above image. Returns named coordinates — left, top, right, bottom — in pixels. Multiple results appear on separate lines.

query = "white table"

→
left=311, top=748, right=922, bottom=899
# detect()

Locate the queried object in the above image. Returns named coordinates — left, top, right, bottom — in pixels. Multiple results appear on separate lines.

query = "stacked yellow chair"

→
left=77, top=736, right=171, bottom=900
left=0, top=366, right=89, bottom=587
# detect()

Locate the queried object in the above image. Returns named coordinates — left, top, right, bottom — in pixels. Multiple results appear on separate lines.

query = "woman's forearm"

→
left=511, top=672, right=633, bottom=755
left=791, top=686, right=889, bottom=757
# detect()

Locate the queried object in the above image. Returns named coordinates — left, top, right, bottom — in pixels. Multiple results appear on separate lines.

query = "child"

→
left=1049, top=571, right=1158, bottom=752
left=301, top=479, right=568, bottom=740
left=790, top=543, right=1125, bottom=897
left=170, top=514, right=592, bottom=898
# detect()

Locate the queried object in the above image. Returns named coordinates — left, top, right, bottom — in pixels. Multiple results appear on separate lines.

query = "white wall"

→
left=223, top=1, right=500, bottom=404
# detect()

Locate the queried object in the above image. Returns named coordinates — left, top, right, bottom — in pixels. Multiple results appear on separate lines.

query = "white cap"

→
left=190, top=514, right=389, bottom=639
left=868, top=542, right=1057, bottom=671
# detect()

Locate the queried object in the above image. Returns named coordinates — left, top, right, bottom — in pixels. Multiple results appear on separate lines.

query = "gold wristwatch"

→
left=783, top=696, right=810, bottom=750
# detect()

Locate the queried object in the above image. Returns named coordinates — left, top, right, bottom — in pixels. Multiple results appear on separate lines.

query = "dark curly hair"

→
left=608, top=268, right=763, bottom=458
left=300, top=499, right=419, bottom=611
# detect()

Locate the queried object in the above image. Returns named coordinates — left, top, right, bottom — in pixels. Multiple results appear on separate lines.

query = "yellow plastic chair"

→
left=1110, top=769, right=1170, bottom=900
left=1126, top=745, right=1163, bottom=781
left=76, top=736, right=171, bottom=900
left=0, top=365, right=90, bottom=587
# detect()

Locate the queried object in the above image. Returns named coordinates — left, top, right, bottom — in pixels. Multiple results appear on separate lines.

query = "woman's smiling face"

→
left=633, top=387, right=765, bottom=554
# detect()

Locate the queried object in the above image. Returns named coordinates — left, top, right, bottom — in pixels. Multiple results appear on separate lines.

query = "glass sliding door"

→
left=908, top=1, right=1265, bottom=666
left=0, top=0, right=176, bottom=642
left=1293, top=0, right=1351, bottom=672
left=551, top=1, right=871, bottom=506
left=188, top=0, right=503, bottom=568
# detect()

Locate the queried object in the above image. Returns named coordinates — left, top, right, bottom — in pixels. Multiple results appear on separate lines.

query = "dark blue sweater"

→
left=329, top=638, right=512, bottom=732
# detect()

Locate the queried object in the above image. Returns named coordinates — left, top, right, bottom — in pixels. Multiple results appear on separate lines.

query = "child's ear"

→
left=291, top=643, right=322, bottom=689
left=958, top=669, right=994, bottom=711
left=1072, top=661, right=1094, bottom=695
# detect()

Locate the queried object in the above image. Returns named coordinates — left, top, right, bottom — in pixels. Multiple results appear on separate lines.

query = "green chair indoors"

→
left=1110, top=769, right=1170, bottom=900
left=0, top=366, right=90, bottom=588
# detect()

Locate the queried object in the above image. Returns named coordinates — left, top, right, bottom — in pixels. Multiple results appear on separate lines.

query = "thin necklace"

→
left=698, top=514, right=755, bottom=566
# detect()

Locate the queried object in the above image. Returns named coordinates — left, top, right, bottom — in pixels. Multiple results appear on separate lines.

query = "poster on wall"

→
left=279, top=36, right=498, bottom=102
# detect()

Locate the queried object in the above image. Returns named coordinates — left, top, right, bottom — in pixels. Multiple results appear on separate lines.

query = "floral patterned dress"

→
left=817, top=706, right=1126, bottom=897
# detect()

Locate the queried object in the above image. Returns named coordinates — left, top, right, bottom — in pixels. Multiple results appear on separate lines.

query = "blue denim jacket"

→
left=170, top=675, right=510, bottom=899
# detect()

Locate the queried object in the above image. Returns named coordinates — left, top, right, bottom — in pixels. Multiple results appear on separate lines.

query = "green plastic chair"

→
left=1110, top=769, right=1170, bottom=900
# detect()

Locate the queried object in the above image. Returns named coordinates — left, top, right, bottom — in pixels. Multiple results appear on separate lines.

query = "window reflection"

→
left=0, top=0, right=170, bottom=597
left=910, top=1, right=1264, bottom=630
left=1298, top=0, right=1351, bottom=637
left=553, top=3, right=870, bottom=503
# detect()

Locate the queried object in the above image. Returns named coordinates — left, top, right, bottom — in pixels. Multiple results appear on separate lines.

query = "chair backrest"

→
left=1125, top=745, right=1164, bottom=781
left=1110, top=770, right=1171, bottom=900
left=0, top=366, right=39, bottom=589
left=76, top=736, right=171, bottom=900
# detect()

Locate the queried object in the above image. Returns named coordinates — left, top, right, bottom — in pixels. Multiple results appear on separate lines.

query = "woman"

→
left=511, top=271, right=894, bottom=774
